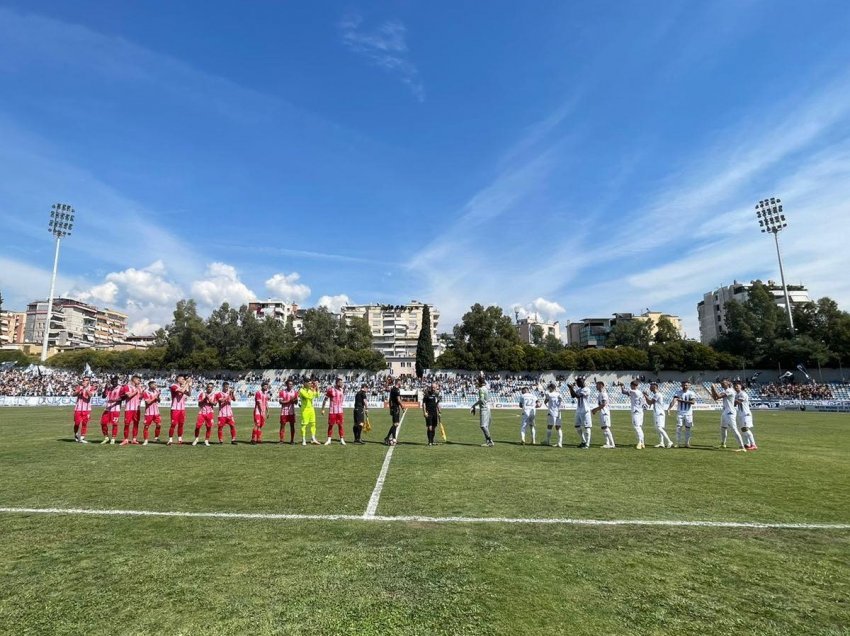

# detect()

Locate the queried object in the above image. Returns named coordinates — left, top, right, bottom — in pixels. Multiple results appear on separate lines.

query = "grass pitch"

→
left=0, top=407, right=848, bottom=635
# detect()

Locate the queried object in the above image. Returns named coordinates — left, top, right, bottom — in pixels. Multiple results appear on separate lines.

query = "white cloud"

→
left=339, top=15, right=424, bottom=101
left=128, top=317, right=161, bottom=336
left=191, top=262, right=255, bottom=308
left=512, top=298, right=566, bottom=322
left=72, top=281, right=118, bottom=304
left=317, top=294, right=351, bottom=314
left=265, top=272, right=311, bottom=303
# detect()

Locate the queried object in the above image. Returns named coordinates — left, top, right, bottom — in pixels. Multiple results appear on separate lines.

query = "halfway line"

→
left=363, top=408, right=407, bottom=518
left=0, top=507, right=847, bottom=530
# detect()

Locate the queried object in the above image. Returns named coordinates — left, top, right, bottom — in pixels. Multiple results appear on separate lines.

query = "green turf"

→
left=0, top=407, right=848, bottom=635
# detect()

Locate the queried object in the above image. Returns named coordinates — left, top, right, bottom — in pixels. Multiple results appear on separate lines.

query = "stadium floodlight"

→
left=41, top=203, right=75, bottom=362
left=755, top=197, right=794, bottom=336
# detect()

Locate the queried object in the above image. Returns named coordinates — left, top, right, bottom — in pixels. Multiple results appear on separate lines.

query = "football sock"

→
left=557, top=428, right=563, bottom=445
left=545, top=429, right=552, bottom=444
left=721, top=428, right=728, bottom=445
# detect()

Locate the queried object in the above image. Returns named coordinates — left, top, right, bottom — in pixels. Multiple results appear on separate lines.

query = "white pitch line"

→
left=0, top=507, right=848, bottom=530
left=363, top=408, right=407, bottom=518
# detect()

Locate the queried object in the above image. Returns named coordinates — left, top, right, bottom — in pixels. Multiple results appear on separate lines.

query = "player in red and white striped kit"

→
left=141, top=380, right=162, bottom=445
left=99, top=377, right=124, bottom=444
left=321, top=376, right=346, bottom=446
left=251, top=381, right=270, bottom=444
left=192, top=382, right=216, bottom=446
left=72, top=377, right=97, bottom=443
left=278, top=379, right=298, bottom=444
left=215, top=381, right=237, bottom=444
left=167, top=375, right=192, bottom=446
left=119, top=375, right=143, bottom=446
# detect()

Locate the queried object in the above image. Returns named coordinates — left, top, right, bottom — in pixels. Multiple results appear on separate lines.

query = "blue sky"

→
left=2, top=1, right=850, bottom=337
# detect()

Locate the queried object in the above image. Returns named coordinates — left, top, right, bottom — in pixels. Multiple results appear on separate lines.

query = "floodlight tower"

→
left=41, top=203, right=75, bottom=362
left=755, top=197, right=794, bottom=336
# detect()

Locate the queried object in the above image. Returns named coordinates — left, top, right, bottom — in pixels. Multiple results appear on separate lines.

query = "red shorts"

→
left=280, top=413, right=295, bottom=424
left=144, top=414, right=162, bottom=426
left=196, top=412, right=214, bottom=426
left=100, top=411, right=120, bottom=425
left=124, top=411, right=140, bottom=425
left=170, top=410, right=186, bottom=425
left=328, top=413, right=344, bottom=425
left=74, top=411, right=91, bottom=425
left=253, top=414, right=266, bottom=427
left=218, top=416, right=235, bottom=426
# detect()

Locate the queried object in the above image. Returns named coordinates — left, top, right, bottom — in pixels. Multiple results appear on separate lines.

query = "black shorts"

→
left=424, top=413, right=439, bottom=427
left=354, top=409, right=366, bottom=425
left=391, top=406, right=401, bottom=424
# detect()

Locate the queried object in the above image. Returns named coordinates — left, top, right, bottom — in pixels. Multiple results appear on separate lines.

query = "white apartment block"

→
left=341, top=301, right=441, bottom=374
left=697, top=280, right=810, bottom=344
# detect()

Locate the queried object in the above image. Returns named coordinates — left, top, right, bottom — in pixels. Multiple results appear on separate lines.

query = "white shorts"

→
left=720, top=412, right=735, bottom=429
left=631, top=410, right=644, bottom=428
left=521, top=411, right=536, bottom=427
left=653, top=414, right=666, bottom=430
left=677, top=411, right=694, bottom=427
left=575, top=410, right=592, bottom=429
left=599, top=412, right=610, bottom=428
left=547, top=413, right=562, bottom=427
left=737, top=414, right=753, bottom=429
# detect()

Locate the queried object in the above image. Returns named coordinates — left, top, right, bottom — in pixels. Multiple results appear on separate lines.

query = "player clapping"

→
left=321, top=376, right=346, bottom=446
left=167, top=375, right=192, bottom=446
left=543, top=383, right=564, bottom=447
left=251, top=381, right=271, bottom=445
left=518, top=386, right=537, bottom=445
left=72, top=376, right=97, bottom=443
left=619, top=380, right=646, bottom=449
left=215, top=381, right=237, bottom=444
left=644, top=382, right=673, bottom=448
left=119, top=375, right=143, bottom=446
left=278, top=379, right=298, bottom=444
left=141, top=380, right=162, bottom=445
left=669, top=381, right=697, bottom=448
left=192, top=382, right=216, bottom=446
left=591, top=381, right=615, bottom=449
left=99, top=376, right=123, bottom=445
left=568, top=377, right=592, bottom=449
left=710, top=380, right=746, bottom=451
left=733, top=380, right=757, bottom=451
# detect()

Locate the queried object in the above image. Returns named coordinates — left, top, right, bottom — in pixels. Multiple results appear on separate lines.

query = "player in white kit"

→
left=518, top=386, right=537, bottom=445
left=543, top=383, right=564, bottom=447
left=591, top=381, right=615, bottom=448
left=733, top=380, right=758, bottom=450
left=643, top=382, right=673, bottom=448
left=669, top=380, right=698, bottom=448
left=619, top=380, right=646, bottom=449
left=710, top=379, right=746, bottom=451
left=568, top=377, right=592, bottom=448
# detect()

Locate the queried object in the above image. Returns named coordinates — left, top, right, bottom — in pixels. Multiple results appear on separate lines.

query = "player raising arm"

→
left=568, top=377, right=592, bottom=449
left=644, top=382, right=673, bottom=448
left=619, top=380, right=647, bottom=449
left=591, top=381, right=615, bottom=449
left=141, top=380, right=162, bottom=445
left=710, top=380, right=746, bottom=451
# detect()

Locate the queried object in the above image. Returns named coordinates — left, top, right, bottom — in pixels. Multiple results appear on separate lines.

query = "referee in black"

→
left=352, top=384, right=368, bottom=444
left=384, top=378, right=404, bottom=445
left=422, top=382, right=441, bottom=446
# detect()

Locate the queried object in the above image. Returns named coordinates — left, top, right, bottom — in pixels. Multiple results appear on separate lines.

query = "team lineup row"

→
left=66, top=374, right=758, bottom=451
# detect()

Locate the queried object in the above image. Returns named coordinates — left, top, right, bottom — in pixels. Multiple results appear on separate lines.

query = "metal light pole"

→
left=755, top=197, right=795, bottom=336
left=41, top=203, right=75, bottom=362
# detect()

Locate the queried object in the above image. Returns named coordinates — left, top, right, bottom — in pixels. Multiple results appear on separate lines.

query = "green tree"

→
left=607, top=319, right=653, bottom=349
left=441, top=304, right=523, bottom=371
left=415, top=305, right=435, bottom=377
left=163, top=300, right=208, bottom=368
left=530, top=324, right=544, bottom=346
left=654, top=317, right=681, bottom=344
left=296, top=307, right=340, bottom=368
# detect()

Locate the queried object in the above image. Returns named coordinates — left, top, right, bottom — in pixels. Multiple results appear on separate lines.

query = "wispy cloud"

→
left=339, top=15, right=424, bottom=102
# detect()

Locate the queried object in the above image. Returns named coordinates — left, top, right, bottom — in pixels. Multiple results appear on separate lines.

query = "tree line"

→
left=48, top=300, right=386, bottom=372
